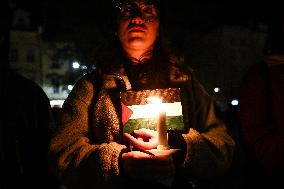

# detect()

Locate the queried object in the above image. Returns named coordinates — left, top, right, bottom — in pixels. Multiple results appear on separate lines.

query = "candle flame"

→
left=144, top=97, right=164, bottom=116
left=146, top=97, right=162, bottom=104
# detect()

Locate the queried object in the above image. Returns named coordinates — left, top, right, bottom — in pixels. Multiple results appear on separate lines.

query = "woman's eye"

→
left=121, top=6, right=132, bottom=15
left=142, top=6, right=153, bottom=14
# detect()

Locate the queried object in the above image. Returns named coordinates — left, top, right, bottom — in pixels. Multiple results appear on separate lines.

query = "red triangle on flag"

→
left=121, top=102, right=133, bottom=125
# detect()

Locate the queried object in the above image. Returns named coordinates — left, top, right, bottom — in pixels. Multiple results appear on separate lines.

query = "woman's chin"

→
left=127, top=39, right=150, bottom=49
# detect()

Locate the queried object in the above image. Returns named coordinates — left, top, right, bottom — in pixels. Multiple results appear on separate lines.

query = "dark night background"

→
left=8, top=1, right=283, bottom=118
left=9, top=0, right=283, bottom=62
left=11, top=0, right=282, bottom=33
left=9, top=0, right=281, bottom=59
left=9, top=0, right=282, bottom=130
left=8, top=0, right=282, bottom=55
left=3, top=0, right=284, bottom=188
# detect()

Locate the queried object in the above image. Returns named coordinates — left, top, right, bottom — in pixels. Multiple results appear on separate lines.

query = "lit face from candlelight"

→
left=116, top=0, right=160, bottom=54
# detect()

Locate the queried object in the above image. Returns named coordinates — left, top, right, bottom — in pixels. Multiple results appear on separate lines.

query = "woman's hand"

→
left=123, top=128, right=159, bottom=150
left=121, top=150, right=174, bottom=180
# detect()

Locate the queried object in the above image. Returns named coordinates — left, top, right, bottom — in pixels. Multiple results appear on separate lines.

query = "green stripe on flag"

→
left=123, top=116, right=184, bottom=133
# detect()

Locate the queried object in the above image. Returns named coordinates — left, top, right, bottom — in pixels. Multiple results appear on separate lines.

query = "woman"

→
left=49, top=0, right=235, bottom=188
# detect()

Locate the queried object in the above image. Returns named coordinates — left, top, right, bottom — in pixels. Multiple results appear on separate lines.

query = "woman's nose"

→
left=131, top=16, right=144, bottom=25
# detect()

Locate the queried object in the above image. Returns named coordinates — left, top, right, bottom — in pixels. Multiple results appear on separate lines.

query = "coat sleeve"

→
left=178, top=71, right=235, bottom=179
left=49, top=74, right=127, bottom=189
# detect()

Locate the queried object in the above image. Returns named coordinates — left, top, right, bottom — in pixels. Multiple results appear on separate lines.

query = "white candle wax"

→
left=157, top=110, right=170, bottom=150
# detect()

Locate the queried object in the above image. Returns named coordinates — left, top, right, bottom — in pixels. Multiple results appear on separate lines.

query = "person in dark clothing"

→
left=0, top=70, right=60, bottom=189
left=238, top=17, right=284, bottom=188
left=0, top=2, right=61, bottom=189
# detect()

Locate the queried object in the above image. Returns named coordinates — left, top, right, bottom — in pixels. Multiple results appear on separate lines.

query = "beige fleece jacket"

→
left=49, top=64, right=235, bottom=189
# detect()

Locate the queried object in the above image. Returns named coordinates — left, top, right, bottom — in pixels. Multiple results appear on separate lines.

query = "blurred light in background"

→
left=214, top=87, right=220, bottom=93
left=67, top=85, right=73, bottom=90
left=50, top=99, right=64, bottom=108
left=81, top=65, right=87, bottom=70
left=72, top=61, right=80, bottom=69
left=231, top=99, right=238, bottom=106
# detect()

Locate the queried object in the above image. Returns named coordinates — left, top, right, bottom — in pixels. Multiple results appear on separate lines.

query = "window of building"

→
left=26, top=49, right=35, bottom=62
left=51, top=60, right=61, bottom=69
left=51, top=78, right=60, bottom=93
left=51, top=55, right=61, bottom=69
left=9, top=48, right=18, bottom=62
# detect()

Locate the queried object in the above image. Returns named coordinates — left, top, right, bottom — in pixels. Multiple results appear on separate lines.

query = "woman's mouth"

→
left=129, top=27, right=145, bottom=32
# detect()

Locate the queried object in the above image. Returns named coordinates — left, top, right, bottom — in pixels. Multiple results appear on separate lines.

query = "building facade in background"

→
left=8, top=8, right=86, bottom=107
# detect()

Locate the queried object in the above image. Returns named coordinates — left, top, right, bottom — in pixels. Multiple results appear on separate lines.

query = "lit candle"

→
left=157, top=110, right=170, bottom=150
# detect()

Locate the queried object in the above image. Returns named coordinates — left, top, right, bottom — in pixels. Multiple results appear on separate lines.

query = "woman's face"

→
left=117, top=0, right=160, bottom=53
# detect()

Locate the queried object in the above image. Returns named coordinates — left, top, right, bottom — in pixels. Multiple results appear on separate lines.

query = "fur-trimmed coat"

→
left=49, top=63, right=235, bottom=189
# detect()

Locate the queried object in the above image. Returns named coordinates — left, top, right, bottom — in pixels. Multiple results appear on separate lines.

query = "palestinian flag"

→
left=120, top=88, right=184, bottom=133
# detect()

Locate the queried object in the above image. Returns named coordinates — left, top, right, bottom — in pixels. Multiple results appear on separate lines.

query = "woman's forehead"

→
left=114, top=0, right=159, bottom=9
left=123, top=0, right=154, bottom=4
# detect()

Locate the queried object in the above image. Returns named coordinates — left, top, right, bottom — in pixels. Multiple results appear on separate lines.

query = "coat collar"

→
left=102, top=63, right=190, bottom=90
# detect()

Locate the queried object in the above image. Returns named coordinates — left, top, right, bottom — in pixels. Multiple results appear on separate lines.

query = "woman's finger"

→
left=133, top=128, right=156, bottom=138
left=123, top=133, right=155, bottom=150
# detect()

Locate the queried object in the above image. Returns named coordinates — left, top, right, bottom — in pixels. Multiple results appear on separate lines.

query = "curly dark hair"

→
left=90, top=0, right=182, bottom=89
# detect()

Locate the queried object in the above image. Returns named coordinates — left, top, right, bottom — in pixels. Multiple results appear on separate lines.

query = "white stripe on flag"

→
left=128, top=102, right=182, bottom=119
